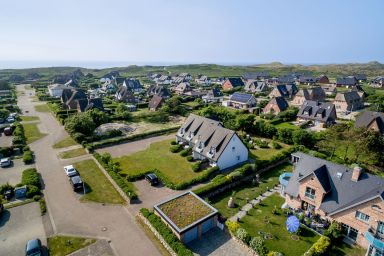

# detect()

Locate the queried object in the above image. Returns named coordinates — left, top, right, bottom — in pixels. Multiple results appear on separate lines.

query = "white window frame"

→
left=304, top=187, right=316, bottom=200
left=355, top=211, right=370, bottom=223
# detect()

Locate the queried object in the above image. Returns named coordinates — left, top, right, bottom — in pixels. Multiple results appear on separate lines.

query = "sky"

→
left=0, top=0, right=383, bottom=68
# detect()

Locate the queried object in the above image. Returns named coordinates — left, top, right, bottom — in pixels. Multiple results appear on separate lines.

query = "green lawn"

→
left=274, top=122, right=299, bottom=130
left=329, top=243, right=366, bottom=256
left=211, top=163, right=293, bottom=218
left=48, top=235, right=96, bottom=256
left=240, top=194, right=320, bottom=256
left=59, top=148, right=87, bottom=159
left=34, top=104, right=50, bottom=112
left=22, top=123, right=47, bottom=144
left=53, top=136, right=78, bottom=148
left=20, top=116, right=39, bottom=122
left=114, top=139, right=203, bottom=185
left=249, top=139, right=291, bottom=161
left=73, top=159, right=125, bottom=204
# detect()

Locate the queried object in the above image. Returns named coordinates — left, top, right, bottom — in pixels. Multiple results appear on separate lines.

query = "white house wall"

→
left=217, top=134, right=248, bottom=170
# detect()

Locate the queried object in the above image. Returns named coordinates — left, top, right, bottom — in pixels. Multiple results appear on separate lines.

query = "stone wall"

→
left=137, top=213, right=177, bottom=256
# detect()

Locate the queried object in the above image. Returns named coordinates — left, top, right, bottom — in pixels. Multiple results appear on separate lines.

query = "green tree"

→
left=292, top=129, right=315, bottom=148
left=0, top=80, right=11, bottom=90
left=88, top=109, right=109, bottom=127
left=65, top=113, right=96, bottom=136
left=115, top=103, right=132, bottom=121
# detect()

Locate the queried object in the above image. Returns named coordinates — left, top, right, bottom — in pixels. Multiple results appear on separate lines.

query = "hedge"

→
left=305, top=236, right=331, bottom=256
left=140, top=208, right=193, bottom=256
left=21, top=168, right=41, bottom=188
left=88, top=127, right=180, bottom=149
left=94, top=153, right=138, bottom=200
left=23, top=150, right=34, bottom=164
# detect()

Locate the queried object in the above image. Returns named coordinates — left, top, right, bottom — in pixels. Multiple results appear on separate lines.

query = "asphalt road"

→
left=17, top=85, right=161, bottom=256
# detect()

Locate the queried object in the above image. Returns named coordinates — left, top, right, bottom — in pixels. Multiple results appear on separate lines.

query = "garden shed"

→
left=154, top=191, right=218, bottom=244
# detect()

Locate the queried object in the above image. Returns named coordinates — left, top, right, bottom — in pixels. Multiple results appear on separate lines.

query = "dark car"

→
left=25, top=238, right=43, bottom=256
left=69, top=175, right=83, bottom=191
left=0, top=203, right=4, bottom=216
left=145, top=173, right=159, bottom=186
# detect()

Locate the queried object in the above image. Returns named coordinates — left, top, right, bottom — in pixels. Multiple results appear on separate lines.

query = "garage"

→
left=182, top=227, right=198, bottom=244
left=202, top=218, right=214, bottom=234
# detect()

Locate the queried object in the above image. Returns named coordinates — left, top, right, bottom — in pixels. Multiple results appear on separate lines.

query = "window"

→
left=355, top=211, right=370, bottom=223
left=378, top=222, right=384, bottom=237
left=232, top=146, right=236, bottom=152
left=305, top=187, right=315, bottom=200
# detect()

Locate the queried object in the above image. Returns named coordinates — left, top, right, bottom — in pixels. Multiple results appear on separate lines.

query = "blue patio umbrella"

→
left=286, top=216, right=300, bottom=233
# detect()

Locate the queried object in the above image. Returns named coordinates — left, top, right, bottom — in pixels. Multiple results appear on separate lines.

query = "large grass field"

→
left=211, top=163, right=293, bottom=218
left=48, top=235, right=96, bottom=256
left=53, top=136, right=78, bottom=148
left=22, top=123, right=47, bottom=144
left=240, top=194, right=320, bottom=256
left=34, top=104, right=50, bottom=112
left=114, top=139, right=202, bottom=185
left=74, top=159, right=125, bottom=204
left=59, top=148, right=87, bottom=159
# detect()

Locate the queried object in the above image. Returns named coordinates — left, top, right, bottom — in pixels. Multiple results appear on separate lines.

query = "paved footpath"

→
left=17, top=85, right=161, bottom=256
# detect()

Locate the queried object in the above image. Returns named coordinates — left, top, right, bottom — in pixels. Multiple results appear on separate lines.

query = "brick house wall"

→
left=263, top=102, right=282, bottom=114
left=269, top=88, right=282, bottom=98
left=292, top=95, right=306, bottom=105
left=318, top=76, right=329, bottom=84
left=222, top=80, right=233, bottom=91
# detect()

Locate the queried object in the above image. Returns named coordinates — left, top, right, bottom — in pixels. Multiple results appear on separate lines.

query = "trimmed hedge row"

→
left=94, top=153, right=138, bottom=200
left=140, top=208, right=193, bottom=256
left=88, top=127, right=180, bottom=150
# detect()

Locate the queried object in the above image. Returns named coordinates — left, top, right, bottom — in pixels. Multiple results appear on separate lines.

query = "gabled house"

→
left=77, top=98, right=104, bottom=112
left=242, top=71, right=270, bottom=81
left=195, top=75, right=211, bottom=86
left=269, top=84, right=298, bottom=99
left=322, top=84, right=337, bottom=96
left=123, top=78, right=143, bottom=93
left=298, top=76, right=317, bottom=85
left=297, top=101, right=337, bottom=127
left=284, top=152, right=384, bottom=252
left=173, top=73, right=192, bottom=84
left=176, top=114, right=248, bottom=170
left=355, top=111, right=384, bottom=135
left=61, top=88, right=87, bottom=110
left=222, top=78, right=245, bottom=91
left=150, top=73, right=162, bottom=81
left=173, top=82, right=192, bottom=95
left=202, top=88, right=223, bottom=103
left=148, top=95, right=165, bottom=111
left=223, top=92, right=257, bottom=111
left=336, top=77, right=357, bottom=87
left=354, top=74, right=367, bottom=83
left=157, top=75, right=172, bottom=85
left=100, top=71, right=120, bottom=83
left=48, top=83, right=74, bottom=97
left=263, top=96, right=289, bottom=115
left=244, top=80, right=268, bottom=93
left=115, top=84, right=136, bottom=103
left=334, top=91, right=364, bottom=112
left=147, top=85, right=171, bottom=98
left=277, top=76, right=296, bottom=85
left=292, top=87, right=326, bottom=106
left=317, top=75, right=330, bottom=84
left=370, top=76, right=384, bottom=88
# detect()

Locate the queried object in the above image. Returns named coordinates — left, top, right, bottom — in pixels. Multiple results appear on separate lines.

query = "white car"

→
left=64, top=165, right=78, bottom=177
left=6, top=117, right=15, bottom=123
left=0, top=158, right=12, bottom=168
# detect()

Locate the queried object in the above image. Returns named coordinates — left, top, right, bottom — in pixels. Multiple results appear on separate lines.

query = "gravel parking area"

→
left=0, top=158, right=34, bottom=186
left=0, top=203, right=46, bottom=256
left=187, top=228, right=249, bottom=256
left=0, top=133, right=13, bottom=147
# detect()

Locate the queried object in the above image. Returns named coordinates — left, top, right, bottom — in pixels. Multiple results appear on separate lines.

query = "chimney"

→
left=351, top=166, right=363, bottom=182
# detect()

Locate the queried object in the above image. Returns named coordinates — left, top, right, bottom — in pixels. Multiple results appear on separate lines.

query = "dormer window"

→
left=198, top=141, right=203, bottom=149
left=180, top=128, right=184, bottom=135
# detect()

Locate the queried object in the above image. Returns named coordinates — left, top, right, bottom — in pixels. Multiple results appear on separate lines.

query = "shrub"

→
left=0, top=183, right=14, bottom=195
left=26, top=185, right=40, bottom=198
left=21, top=168, right=41, bottom=188
left=23, top=150, right=34, bottom=164
left=323, top=222, right=342, bottom=241
left=140, top=208, right=193, bottom=256
left=186, top=155, right=193, bottom=162
left=180, top=148, right=191, bottom=157
left=225, top=220, right=240, bottom=233
left=271, top=141, right=282, bottom=149
left=33, top=195, right=41, bottom=201
left=250, top=236, right=268, bottom=256
left=254, top=138, right=269, bottom=148
left=191, top=161, right=202, bottom=172
left=39, top=198, right=47, bottom=215
left=170, top=140, right=177, bottom=145
left=169, top=145, right=182, bottom=153
left=0, top=147, right=13, bottom=157
left=306, top=236, right=331, bottom=256
left=235, top=228, right=250, bottom=244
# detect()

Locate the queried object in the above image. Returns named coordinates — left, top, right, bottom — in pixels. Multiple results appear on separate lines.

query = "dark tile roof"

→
left=206, top=88, right=223, bottom=98
left=147, top=85, right=171, bottom=98
left=336, top=77, right=357, bottom=86
left=115, top=85, right=135, bottom=103
left=277, top=76, right=295, bottom=84
left=124, top=78, right=142, bottom=90
left=226, top=78, right=244, bottom=87
left=276, top=84, right=298, bottom=97
left=297, top=100, right=336, bottom=122
left=299, top=76, right=316, bottom=83
left=242, top=71, right=270, bottom=80
left=270, top=96, right=289, bottom=111
left=286, top=152, right=384, bottom=215
left=355, top=111, right=384, bottom=134
left=229, top=92, right=255, bottom=103
left=353, top=74, right=367, bottom=81
left=148, top=95, right=164, bottom=110
left=77, top=98, right=104, bottom=112
left=61, top=88, right=87, bottom=105
left=334, top=91, right=361, bottom=102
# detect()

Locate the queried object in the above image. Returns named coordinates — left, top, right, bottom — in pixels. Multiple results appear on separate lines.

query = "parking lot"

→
left=0, top=203, right=47, bottom=256
left=0, top=133, right=12, bottom=147
left=0, top=158, right=34, bottom=186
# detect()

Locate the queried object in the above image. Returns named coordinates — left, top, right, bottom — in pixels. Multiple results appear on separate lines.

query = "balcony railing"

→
left=365, top=230, right=384, bottom=251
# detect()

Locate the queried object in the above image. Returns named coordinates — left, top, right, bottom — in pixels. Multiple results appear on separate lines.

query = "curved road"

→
left=17, top=85, right=161, bottom=256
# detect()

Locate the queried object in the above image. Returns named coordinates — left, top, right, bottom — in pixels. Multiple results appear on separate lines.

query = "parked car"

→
left=0, top=118, right=4, bottom=124
left=63, top=165, right=78, bottom=177
left=9, top=113, right=18, bottom=118
left=145, top=173, right=159, bottom=186
left=0, top=158, right=12, bottom=168
left=25, top=238, right=43, bottom=256
left=4, top=127, right=12, bottom=136
left=0, top=203, right=4, bottom=216
left=6, top=117, right=15, bottom=123
left=69, top=175, right=84, bottom=191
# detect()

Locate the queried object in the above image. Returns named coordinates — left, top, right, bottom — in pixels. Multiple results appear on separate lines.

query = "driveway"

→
left=16, top=85, right=161, bottom=256
left=96, top=134, right=175, bottom=157
left=0, top=158, right=35, bottom=186
left=187, top=228, right=249, bottom=256
left=0, top=203, right=47, bottom=256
